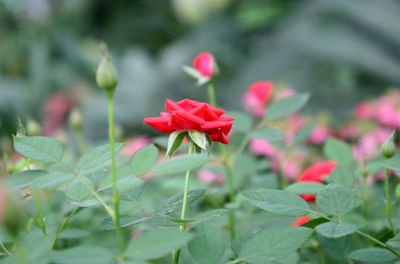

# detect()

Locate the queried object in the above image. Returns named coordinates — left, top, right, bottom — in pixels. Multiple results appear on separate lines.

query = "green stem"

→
left=207, top=82, right=217, bottom=107
left=107, top=95, right=125, bottom=254
left=362, top=175, right=369, bottom=232
left=174, top=141, right=194, bottom=264
left=73, top=127, right=86, bottom=155
left=50, top=207, right=79, bottom=249
left=0, top=240, right=10, bottom=256
left=32, top=190, right=46, bottom=235
left=384, top=168, right=396, bottom=236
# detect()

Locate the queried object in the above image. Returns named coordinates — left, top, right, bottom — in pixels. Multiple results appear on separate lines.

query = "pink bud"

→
left=249, top=139, right=276, bottom=158
left=197, top=169, right=225, bottom=184
left=193, top=52, right=216, bottom=78
left=309, top=126, right=331, bottom=145
left=121, top=136, right=152, bottom=156
left=242, top=81, right=274, bottom=118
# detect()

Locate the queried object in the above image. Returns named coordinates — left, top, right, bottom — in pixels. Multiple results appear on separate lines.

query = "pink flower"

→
left=193, top=52, right=217, bottom=78
left=274, top=87, right=296, bottom=101
left=354, top=102, right=373, bottom=120
left=197, top=169, right=224, bottom=184
left=242, top=81, right=274, bottom=118
left=376, top=103, right=396, bottom=127
left=249, top=139, right=276, bottom=158
left=281, top=160, right=302, bottom=181
left=309, top=126, right=331, bottom=145
left=42, top=92, right=74, bottom=136
left=121, top=136, right=152, bottom=156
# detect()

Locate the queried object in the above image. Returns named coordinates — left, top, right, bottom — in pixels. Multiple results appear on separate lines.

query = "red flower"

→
left=242, top=81, right=274, bottom=118
left=298, top=161, right=338, bottom=202
left=143, top=99, right=234, bottom=144
left=193, top=52, right=216, bottom=78
left=290, top=215, right=310, bottom=226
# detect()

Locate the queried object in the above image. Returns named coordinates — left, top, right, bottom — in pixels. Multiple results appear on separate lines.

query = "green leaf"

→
left=78, top=143, right=123, bottom=175
left=189, top=130, right=207, bottom=150
left=50, top=246, right=115, bottom=264
left=125, top=229, right=194, bottom=260
left=188, top=223, right=225, bottom=264
left=329, top=166, right=355, bottom=188
left=323, top=138, right=354, bottom=166
left=381, top=154, right=400, bottom=170
left=349, top=248, right=398, bottom=264
left=238, top=226, right=313, bottom=263
left=315, top=222, right=356, bottom=238
left=57, top=228, right=90, bottom=239
left=227, top=111, right=252, bottom=133
left=14, top=136, right=63, bottom=163
left=158, top=189, right=206, bottom=215
left=65, top=178, right=94, bottom=201
left=242, top=190, right=310, bottom=216
left=151, top=154, right=212, bottom=175
left=166, top=131, right=186, bottom=157
left=232, top=228, right=262, bottom=256
left=252, top=127, right=284, bottom=141
left=193, top=209, right=229, bottom=225
left=31, top=172, right=74, bottom=190
left=70, top=199, right=98, bottom=208
left=285, top=182, right=325, bottom=195
left=316, top=184, right=354, bottom=217
left=294, top=122, right=314, bottom=145
left=116, top=177, right=142, bottom=193
left=130, top=144, right=159, bottom=174
left=100, top=215, right=150, bottom=230
left=387, top=233, right=400, bottom=249
left=265, top=93, right=310, bottom=121
left=8, top=170, right=48, bottom=191
left=303, top=217, right=329, bottom=229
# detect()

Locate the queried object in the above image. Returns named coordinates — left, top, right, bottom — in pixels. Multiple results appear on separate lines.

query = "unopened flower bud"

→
left=96, top=44, right=118, bottom=94
left=382, top=135, right=396, bottom=159
left=26, top=119, right=41, bottom=136
left=69, top=108, right=82, bottom=129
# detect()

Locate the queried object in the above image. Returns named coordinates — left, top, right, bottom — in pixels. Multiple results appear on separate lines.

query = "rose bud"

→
left=26, top=119, right=41, bottom=136
left=242, top=81, right=274, bottom=118
left=183, top=52, right=219, bottom=86
left=96, top=43, right=118, bottom=95
left=382, top=133, right=396, bottom=159
left=69, top=108, right=83, bottom=129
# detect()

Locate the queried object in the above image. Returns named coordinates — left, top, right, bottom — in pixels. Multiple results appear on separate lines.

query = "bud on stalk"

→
left=96, top=43, right=118, bottom=97
left=382, top=132, right=396, bottom=159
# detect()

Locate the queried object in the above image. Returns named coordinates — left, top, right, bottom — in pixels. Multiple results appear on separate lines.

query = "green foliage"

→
left=9, top=170, right=48, bottom=191
left=158, top=189, right=207, bottom=215
left=323, top=138, right=354, bottom=167
left=151, top=154, right=212, bottom=175
left=65, top=178, right=94, bottom=201
left=251, top=127, right=284, bottom=141
left=265, top=93, right=310, bottom=120
left=242, top=190, right=310, bottom=216
left=14, top=136, right=64, bottom=163
left=285, top=182, right=325, bottom=195
left=130, top=144, right=159, bottom=174
left=78, top=143, right=123, bottom=175
left=50, top=246, right=115, bottom=264
left=316, top=184, right=355, bottom=217
left=348, top=248, right=398, bottom=264
left=315, top=222, right=357, bottom=238
left=187, top=223, right=226, bottom=264
left=125, top=229, right=194, bottom=260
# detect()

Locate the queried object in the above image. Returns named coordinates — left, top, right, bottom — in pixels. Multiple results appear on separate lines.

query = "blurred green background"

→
left=1, top=0, right=400, bottom=142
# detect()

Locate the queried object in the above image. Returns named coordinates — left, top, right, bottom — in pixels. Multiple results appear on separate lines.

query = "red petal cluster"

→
left=143, top=99, right=234, bottom=144
left=298, top=161, right=338, bottom=202
left=193, top=52, right=215, bottom=78
left=290, top=215, right=310, bottom=227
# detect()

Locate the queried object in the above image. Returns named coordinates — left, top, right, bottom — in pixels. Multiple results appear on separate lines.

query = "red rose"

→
left=298, top=161, right=338, bottom=202
left=143, top=99, right=234, bottom=144
left=290, top=215, right=310, bottom=227
left=193, top=52, right=217, bottom=78
left=242, top=81, right=274, bottom=118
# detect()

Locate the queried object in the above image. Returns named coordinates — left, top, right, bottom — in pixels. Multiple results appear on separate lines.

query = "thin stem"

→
left=32, top=190, right=46, bottom=235
left=107, top=95, right=125, bottom=253
left=174, top=141, right=194, bottom=264
left=207, top=82, right=217, bottom=107
left=73, top=127, right=86, bottom=155
left=355, top=230, right=400, bottom=257
left=50, top=207, right=79, bottom=249
left=362, top=175, right=369, bottom=232
left=384, top=168, right=396, bottom=236
left=0, top=240, right=11, bottom=256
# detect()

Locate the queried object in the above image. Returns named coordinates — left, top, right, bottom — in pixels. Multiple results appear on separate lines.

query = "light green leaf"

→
left=265, top=93, right=310, bottom=121
left=285, top=182, right=325, bottom=195
left=57, top=229, right=90, bottom=239
left=193, top=209, right=229, bottom=225
left=329, top=166, right=355, bottom=188
left=232, top=228, right=262, bottom=256
left=315, top=222, right=356, bottom=238
left=323, top=138, right=354, bottom=167
left=31, top=172, right=74, bottom=190
left=65, top=178, right=94, bottom=201
left=227, top=111, right=252, bottom=133
left=294, top=122, right=314, bottom=145
left=189, top=130, right=207, bottom=150
left=9, top=170, right=48, bottom=191
left=381, top=154, right=400, bottom=170
left=125, top=229, right=194, bottom=260
left=78, top=143, right=123, bottom=175
left=159, top=189, right=207, bottom=215
left=100, top=215, right=150, bottom=230
left=50, top=246, right=115, bottom=264
left=316, top=184, right=354, bottom=217
left=238, top=226, right=313, bottom=263
left=166, top=131, right=186, bottom=157
left=151, top=154, right=212, bottom=175
left=349, top=248, right=398, bottom=264
left=387, top=233, right=400, bottom=249
left=188, top=223, right=225, bottom=264
left=116, top=177, right=142, bottom=193
left=242, top=190, right=310, bottom=216
left=130, top=144, right=159, bottom=174
left=14, top=136, right=63, bottom=163
left=252, top=127, right=284, bottom=141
